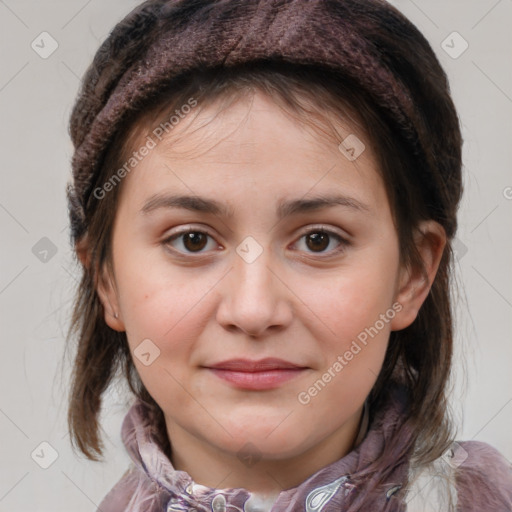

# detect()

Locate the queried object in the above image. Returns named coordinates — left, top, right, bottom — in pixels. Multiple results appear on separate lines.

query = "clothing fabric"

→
left=97, top=386, right=512, bottom=511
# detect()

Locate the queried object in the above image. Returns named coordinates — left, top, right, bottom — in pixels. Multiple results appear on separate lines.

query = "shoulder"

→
left=454, top=440, right=512, bottom=511
left=96, top=467, right=137, bottom=512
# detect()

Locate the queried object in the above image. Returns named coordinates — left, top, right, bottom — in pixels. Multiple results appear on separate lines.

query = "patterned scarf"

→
left=98, top=385, right=414, bottom=512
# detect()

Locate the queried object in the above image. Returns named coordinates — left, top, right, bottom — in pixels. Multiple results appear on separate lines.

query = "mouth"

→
left=202, top=358, right=309, bottom=390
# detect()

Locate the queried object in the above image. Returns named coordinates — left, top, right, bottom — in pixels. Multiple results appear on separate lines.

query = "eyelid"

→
left=165, top=224, right=218, bottom=239
left=295, top=223, right=351, bottom=241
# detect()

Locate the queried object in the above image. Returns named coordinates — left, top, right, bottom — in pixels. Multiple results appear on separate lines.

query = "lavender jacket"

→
left=97, top=388, right=512, bottom=511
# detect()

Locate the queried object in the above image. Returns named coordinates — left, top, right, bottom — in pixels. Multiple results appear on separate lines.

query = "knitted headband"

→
left=67, top=0, right=461, bottom=246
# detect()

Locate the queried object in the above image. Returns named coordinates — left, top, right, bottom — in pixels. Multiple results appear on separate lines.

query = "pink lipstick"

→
left=204, top=358, right=307, bottom=390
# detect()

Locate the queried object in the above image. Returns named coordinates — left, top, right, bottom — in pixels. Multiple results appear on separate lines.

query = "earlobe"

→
left=390, top=221, right=446, bottom=331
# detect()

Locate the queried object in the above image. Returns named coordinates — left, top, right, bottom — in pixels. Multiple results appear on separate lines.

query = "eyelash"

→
left=162, top=225, right=350, bottom=258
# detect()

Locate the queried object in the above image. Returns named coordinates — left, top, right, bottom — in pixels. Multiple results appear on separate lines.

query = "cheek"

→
left=301, top=261, right=398, bottom=341
left=116, top=263, right=215, bottom=408
left=114, top=253, right=214, bottom=355
left=294, top=269, right=396, bottom=433
left=292, top=246, right=399, bottom=393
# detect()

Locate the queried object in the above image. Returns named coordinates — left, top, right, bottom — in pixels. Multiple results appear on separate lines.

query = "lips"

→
left=203, top=358, right=308, bottom=390
left=205, top=358, right=306, bottom=372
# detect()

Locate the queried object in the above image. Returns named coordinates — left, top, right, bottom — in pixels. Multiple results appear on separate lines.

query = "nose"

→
left=215, top=245, right=293, bottom=338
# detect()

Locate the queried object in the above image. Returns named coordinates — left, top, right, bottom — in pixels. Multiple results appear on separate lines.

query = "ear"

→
left=75, top=235, right=126, bottom=332
left=390, top=220, right=446, bottom=331
left=75, top=234, right=90, bottom=268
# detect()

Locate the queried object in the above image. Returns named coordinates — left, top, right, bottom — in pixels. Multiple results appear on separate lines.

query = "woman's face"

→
left=97, top=90, right=438, bottom=487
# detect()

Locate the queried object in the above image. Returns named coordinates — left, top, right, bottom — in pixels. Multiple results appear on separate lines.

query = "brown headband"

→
left=66, top=0, right=459, bottom=244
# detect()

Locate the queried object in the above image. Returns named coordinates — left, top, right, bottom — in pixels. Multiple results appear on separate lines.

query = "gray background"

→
left=0, top=0, right=511, bottom=510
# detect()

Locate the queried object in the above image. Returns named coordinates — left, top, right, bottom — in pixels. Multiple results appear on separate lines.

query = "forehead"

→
left=155, top=90, right=369, bottom=160
left=116, top=90, right=386, bottom=216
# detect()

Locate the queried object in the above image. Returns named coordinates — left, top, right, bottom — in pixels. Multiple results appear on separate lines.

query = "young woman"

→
left=65, top=0, right=512, bottom=510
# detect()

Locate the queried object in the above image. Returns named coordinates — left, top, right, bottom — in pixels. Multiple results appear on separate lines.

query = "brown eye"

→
left=305, top=232, right=330, bottom=252
left=182, top=232, right=208, bottom=252
left=164, top=230, right=217, bottom=254
left=294, top=228, right=349, bottom=257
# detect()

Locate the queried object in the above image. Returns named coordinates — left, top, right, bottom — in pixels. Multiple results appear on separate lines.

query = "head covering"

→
left=66, top=0, right=461, bottom=244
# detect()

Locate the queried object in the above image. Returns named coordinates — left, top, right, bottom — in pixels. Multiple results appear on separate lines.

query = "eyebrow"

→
left=140, top=192, right=370, bottom=219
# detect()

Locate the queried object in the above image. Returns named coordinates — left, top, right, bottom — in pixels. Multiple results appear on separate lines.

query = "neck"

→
left=166, top=404, right=365, bottom=494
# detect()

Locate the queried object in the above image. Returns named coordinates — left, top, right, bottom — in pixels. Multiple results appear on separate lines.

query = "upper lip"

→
left=204, top=358, right=307, bottom=372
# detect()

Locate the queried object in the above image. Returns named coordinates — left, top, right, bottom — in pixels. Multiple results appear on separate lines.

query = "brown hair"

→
left=65, top=0, right=463, bottom=493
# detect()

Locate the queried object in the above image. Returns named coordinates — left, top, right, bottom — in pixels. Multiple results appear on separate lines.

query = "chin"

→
left=214, top=421, right=315, bottom=459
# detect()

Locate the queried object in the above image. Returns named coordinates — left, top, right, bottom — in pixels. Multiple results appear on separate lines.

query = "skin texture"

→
left=89, top=91, right=446, bottom=494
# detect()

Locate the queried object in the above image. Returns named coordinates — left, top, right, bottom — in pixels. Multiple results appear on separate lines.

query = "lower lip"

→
left=207, top=368, right=306, bottom=390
